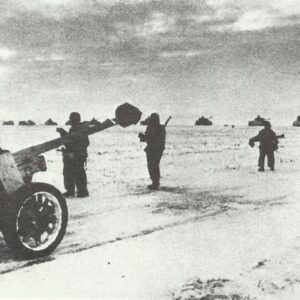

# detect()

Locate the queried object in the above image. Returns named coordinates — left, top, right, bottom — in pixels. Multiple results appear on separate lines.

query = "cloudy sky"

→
left=0, top=0, right=300, bottom=125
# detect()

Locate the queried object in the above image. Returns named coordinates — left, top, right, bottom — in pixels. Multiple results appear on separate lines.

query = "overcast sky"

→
left=0, top=0, right=300, bottom=125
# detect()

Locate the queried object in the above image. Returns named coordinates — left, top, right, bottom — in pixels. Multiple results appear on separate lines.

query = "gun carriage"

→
left=0, top=103, right=141, bottom=258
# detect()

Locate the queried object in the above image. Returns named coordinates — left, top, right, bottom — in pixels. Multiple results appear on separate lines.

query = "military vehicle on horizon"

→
left=195, top=116, right=212, bottom=126
left=19, top=120, right=36, bottom=126
left=3, top=121, right=14, bottom=125
left=44, top=119, right=58, bottom=126
left=248, top=115, right=267, bottom=126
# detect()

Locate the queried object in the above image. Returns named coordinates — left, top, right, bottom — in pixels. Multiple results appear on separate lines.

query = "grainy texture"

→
left=0, top=1, right=299, bottom=299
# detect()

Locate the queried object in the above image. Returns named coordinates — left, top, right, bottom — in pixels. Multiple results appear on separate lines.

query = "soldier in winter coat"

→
left=139, top=113, right=166, bottom=190
left=57, top=112, right=90, bottom=197
left=249, top=121, right=278, bottom=172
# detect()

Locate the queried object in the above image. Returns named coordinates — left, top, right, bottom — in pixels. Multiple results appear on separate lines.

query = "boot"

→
left=63, top=191, right=75, bottom=197
left=77, top=188, right=89, bottom=198
left=148, top=181, right=159, bottom=190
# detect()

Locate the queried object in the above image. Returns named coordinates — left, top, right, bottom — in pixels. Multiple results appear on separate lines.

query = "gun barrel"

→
left=164, top=116, right=172, bottom=127
left=12, top=102, right=142, bottom=165
left=13, top=119, right=115, bottom=164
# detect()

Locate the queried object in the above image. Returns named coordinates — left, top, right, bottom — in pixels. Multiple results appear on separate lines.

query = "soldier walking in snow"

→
left=249, top=121, right=278, bottom=172
left=139, top=113, right=167, bottom=190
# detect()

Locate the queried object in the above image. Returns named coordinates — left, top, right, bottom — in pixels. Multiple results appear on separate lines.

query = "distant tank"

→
left=293, top=115, right=300, bottom=127
left=27, top=120, right=36, bottom=126
left=248, top=115, right=266, bottom=126
left=44, top=118, right=58, bottom=126
left=19, top=120, right=36, bottom=126
left=3, top=121, right=14, bottom=125
left=195, top=116, right=212, bottom=126
left=19, top=121, right=28, bottom=125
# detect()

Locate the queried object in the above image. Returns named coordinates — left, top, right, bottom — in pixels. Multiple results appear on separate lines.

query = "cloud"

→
left=0, top=47, right=16, bottom=60
left=136, top=12, right=175, bottom=36
left=34, top=53, right=65, bottom=62
left=159, top=49, right=216, bottom=58
left=0, top=0, right=152, bottom=20
left=0, top=0, right=213, bottom=64
left=230, top=10, right=300, bottom=32
left=0, top=0, right=299, bottom=70
left=207, top=0, right=300, bottom=31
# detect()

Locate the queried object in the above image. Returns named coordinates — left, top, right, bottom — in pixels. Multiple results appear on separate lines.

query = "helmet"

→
left=69, top=112, right=81, bottom=124
left=263, top=121, right=271, bottom=129
left=149, top=113, right=160, bottom=125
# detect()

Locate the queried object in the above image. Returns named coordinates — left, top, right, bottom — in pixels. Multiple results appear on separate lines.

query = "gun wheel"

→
left=2, top=182, right=68, bottom=259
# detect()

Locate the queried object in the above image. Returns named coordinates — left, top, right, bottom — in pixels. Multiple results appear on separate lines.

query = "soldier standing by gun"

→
left=139, top=113, right=170, bottom=190
left=249, top=121, right=279, bottom=172
left=57, top=112, right=90, bottom=197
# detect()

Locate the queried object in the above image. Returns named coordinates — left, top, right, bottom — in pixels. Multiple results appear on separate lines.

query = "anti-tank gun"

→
left=0, top=103, right=142, bottom=258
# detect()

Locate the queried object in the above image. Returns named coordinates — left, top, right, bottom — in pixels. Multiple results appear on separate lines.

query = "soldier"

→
left=249, top=121, right=278, bottom=172
left=57, top=112, right=90, bottom=197
left=139, top=113, right=166, bottom=190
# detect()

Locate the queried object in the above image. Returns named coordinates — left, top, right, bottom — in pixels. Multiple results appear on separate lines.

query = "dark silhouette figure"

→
left=57, top=112, right=90, bottom=197
left=249, top=121, right=278, bottom=171
left=139, top=113, right=166, bottom=190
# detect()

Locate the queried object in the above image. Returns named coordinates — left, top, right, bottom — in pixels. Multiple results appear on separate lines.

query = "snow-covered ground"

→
left=0, top=125, right=300, bottom=299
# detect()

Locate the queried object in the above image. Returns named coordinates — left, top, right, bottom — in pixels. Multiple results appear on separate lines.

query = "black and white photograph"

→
left=0, top=0, right=299, bottom=299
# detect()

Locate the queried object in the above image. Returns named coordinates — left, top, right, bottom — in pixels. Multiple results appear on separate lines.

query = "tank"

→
left=27, top=120, right=36, bottom=126
left=293, top=115, right=300, bottom=127
left=18, top=120, right=36, bottom=126
left=3, top=121, right=14, bottom=125
left=195, top=116, right=212, bottom=126
left=248, top=115, right=266, bottom=126
left=19, top=121, right=28, bottom=125
left=44, top=118, right=58, bottom=126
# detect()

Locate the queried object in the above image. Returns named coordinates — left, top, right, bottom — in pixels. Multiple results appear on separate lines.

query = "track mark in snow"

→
left=0, top=187, right=289, bottom=275
left=173, top=278, right=252, bottom=300
left=0, top=207, right=230, bottom=275
left=65, top=207, right=230, bottom=255
left=0, top=256, right=54, bottom=275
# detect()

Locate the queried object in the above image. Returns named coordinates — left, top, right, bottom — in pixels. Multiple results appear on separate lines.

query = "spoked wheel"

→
left=2, top=182, right=68, bottom=259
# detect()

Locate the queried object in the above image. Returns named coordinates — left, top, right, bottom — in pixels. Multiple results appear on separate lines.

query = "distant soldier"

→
left=249, top=121, right=278, bottom=172
left=139, top=113, right=166, bottom=190
left=57, top=112, right=90, bottom=197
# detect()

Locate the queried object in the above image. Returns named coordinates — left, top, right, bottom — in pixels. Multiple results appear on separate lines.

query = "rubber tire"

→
left=1, top=182, right=68, bottom=259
